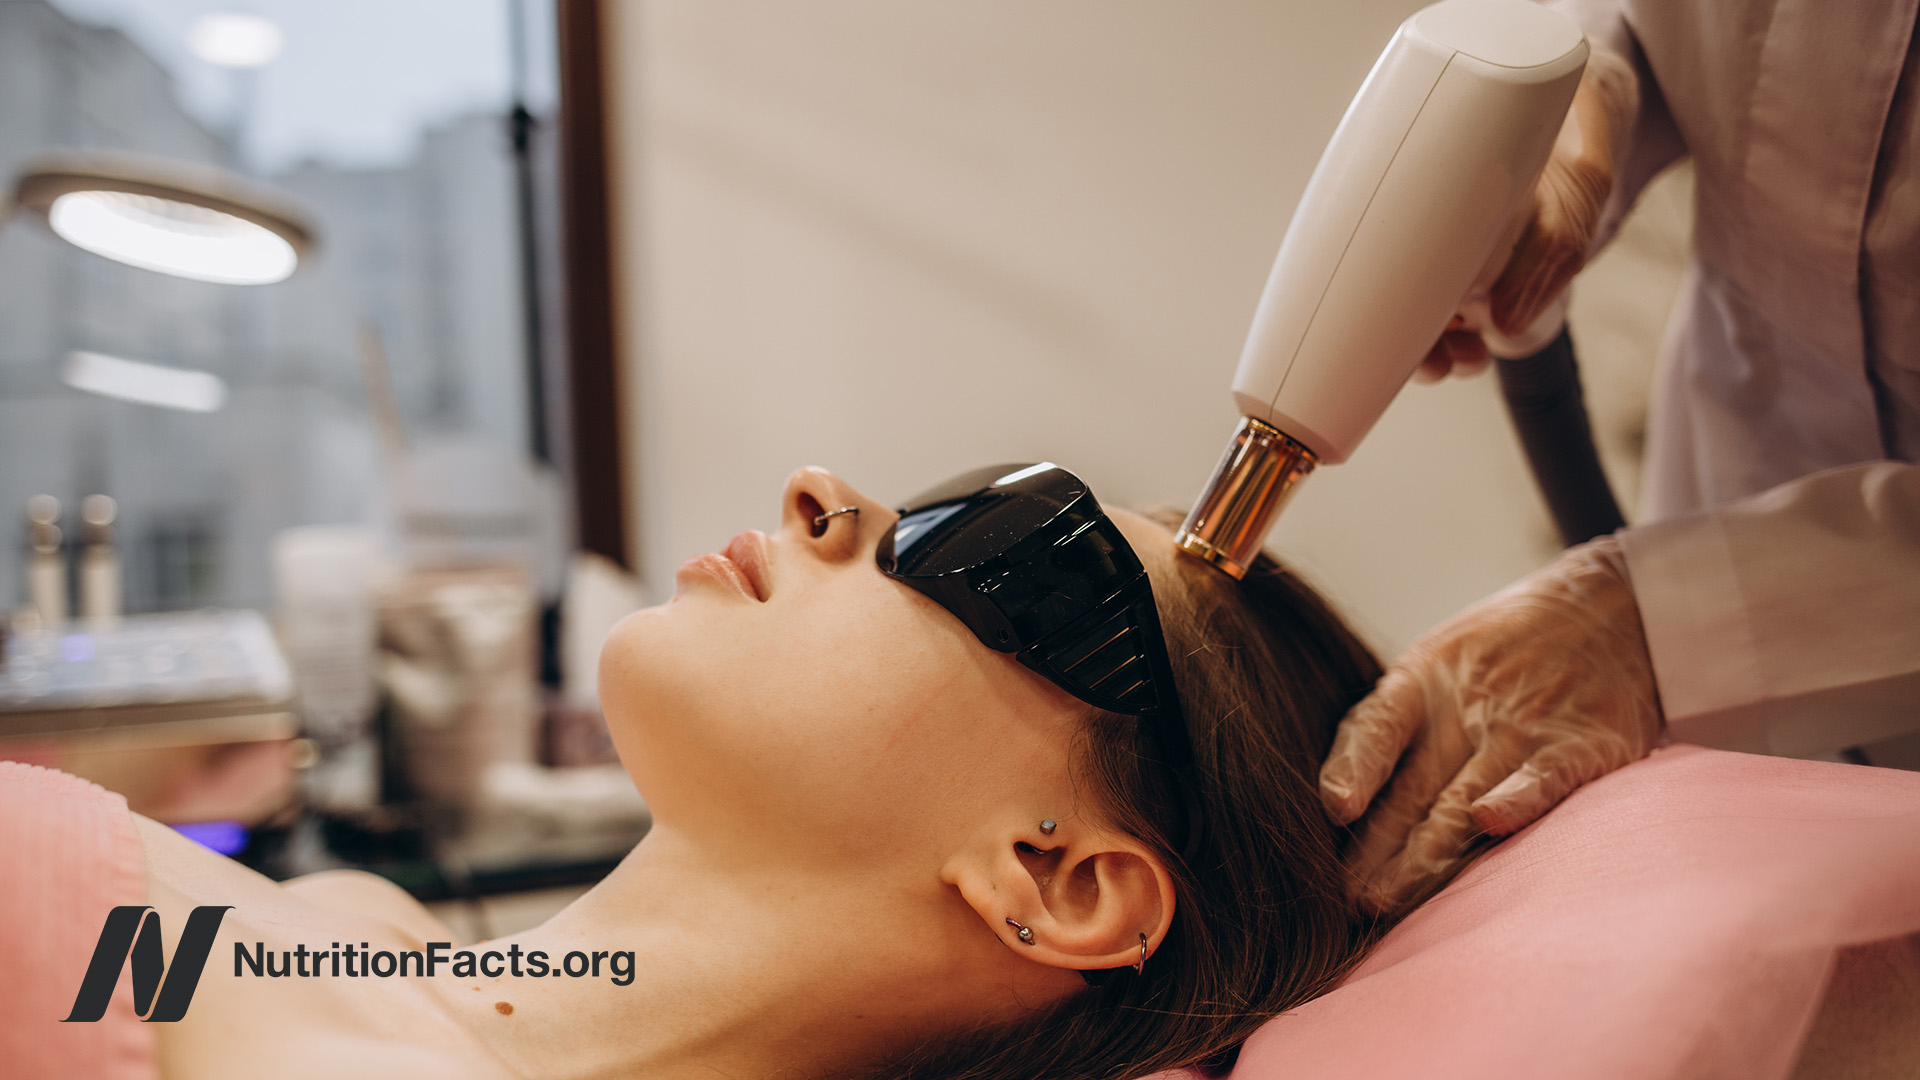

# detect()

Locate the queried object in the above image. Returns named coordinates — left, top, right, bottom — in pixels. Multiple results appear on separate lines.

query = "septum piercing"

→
left=811, top=506, right=860, bottom=536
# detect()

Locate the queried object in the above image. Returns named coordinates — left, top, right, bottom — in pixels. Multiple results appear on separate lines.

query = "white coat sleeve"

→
left=1618, top=462, right=1920, bottom=756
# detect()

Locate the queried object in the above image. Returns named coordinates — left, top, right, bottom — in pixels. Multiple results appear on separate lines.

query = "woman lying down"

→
left=6, top=464, right=1918, bottom=1080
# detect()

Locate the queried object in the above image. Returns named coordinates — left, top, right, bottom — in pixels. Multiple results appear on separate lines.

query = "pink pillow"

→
left=1224, top=745, right=1920, bottom=1080
left=0, top=763, right=157, bottom=1080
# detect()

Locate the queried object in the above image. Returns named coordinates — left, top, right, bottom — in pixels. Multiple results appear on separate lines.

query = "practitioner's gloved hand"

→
left=1413, top=49, right=1637, bottom=383
left=1317, top=536, right=1663, bottom=914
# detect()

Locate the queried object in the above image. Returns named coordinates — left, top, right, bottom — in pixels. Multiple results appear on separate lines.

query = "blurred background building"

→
left=0, top=0, right=561, bottom=616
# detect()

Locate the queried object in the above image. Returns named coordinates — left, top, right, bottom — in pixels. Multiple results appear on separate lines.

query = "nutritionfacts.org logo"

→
left=66, top=905, right=634, bottom=1023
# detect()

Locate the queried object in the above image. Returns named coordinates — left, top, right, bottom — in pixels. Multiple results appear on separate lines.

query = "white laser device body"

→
left=1176, top=0, right=1588, bottom=577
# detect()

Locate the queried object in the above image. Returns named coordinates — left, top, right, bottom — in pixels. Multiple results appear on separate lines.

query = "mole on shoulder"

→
left=494, top=1001, right=514, bottom=1016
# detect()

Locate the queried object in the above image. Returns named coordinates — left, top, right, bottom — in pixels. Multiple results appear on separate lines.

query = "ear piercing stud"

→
left=811, top=506, right=860, bottom=536
left=1004, top=918, right=1036, bottom=945
left=1039, top=820, right=1057, bottom=835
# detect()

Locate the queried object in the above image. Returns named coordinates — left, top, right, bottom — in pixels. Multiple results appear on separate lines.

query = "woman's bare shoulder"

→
left=133, top=812, right=289, bottom=915
left=129, top=820, right=509, bottom=1080
left=283, top=869, right=458, bottom=945
left=131, top=814, right=455, bottom=945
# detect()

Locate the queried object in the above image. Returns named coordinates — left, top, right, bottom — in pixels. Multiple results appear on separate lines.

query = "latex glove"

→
left=1413, top=49, right=1637, bottom=383
left=1318, top=536, right=1663, bottom=914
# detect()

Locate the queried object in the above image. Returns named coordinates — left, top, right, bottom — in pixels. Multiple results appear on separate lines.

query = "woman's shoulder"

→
left=281, top=869, right=458, bottom=946
left=133, top=820, right=515, bottom=1080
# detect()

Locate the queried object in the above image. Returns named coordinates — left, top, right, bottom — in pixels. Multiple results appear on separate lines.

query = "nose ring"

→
left=811, top=506, right=860, bottom=536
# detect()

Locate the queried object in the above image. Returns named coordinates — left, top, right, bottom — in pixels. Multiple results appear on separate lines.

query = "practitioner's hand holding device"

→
left=1317, top=537, right=1664, bottom=913
left=1416, top=48, right=1637, bottom=383
left=1173, top=0, right=1648, bottom=915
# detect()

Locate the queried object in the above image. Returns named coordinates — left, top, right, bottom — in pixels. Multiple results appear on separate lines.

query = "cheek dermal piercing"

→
left=811, top=506, right=860, bottom=536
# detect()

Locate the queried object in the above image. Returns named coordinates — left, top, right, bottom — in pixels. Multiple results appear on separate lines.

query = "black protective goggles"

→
left=876, top=463, right=1204, bottom=863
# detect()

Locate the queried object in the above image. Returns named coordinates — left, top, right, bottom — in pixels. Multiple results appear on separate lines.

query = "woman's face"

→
left=599, top=467, right=1107, bottom=874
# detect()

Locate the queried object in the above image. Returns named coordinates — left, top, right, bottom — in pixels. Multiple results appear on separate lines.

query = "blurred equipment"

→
left=1177, top=0, right=1589, bottom=577
left=549, top=552, right=643, bottom=767
left=3, top=148, right=315, bottom=285
left=379, top=566, right=541, bottom=809
left=395, top=434, right=568, bottom=602
left=25, top=495, right=66, bottom=627
left=274, top=526, right=386, bottom=810
left=78, top=495, right=122, bottom=622
left=559, top=551, right=643, bottom=711
left=0, top=610, right=299, bottom=823
left=0, top=609, right=293, bottom=740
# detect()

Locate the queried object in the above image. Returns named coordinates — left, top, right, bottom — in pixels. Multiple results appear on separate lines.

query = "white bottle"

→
left=79, top=494, right=122, bottom=622
left=26, top=495, right=67, bottom=627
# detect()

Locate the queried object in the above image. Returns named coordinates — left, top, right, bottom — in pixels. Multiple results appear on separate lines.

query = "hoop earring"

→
left=1004, top=918, right=1036, bottom=946
left=1134, top=933, right=1147, bottom=975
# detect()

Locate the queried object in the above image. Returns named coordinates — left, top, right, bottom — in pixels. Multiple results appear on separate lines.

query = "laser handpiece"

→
left=1176, top=0, right=1589, bottom=578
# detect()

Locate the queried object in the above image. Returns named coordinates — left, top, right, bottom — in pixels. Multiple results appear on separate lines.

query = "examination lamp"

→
left=5, top=148, right=315, bottom=285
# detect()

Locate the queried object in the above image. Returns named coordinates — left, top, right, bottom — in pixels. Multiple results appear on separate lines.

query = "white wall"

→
left=602, top=1, right=1686, bottom=657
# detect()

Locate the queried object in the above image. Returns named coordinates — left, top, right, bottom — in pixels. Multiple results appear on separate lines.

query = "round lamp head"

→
left=10, top=149, right=315, bottom=285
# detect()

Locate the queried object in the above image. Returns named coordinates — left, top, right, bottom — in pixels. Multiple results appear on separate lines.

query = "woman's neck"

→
left=426, top=823, right=997, bottom=1080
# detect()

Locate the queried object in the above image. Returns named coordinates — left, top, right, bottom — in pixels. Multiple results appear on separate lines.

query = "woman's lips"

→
left=675, top=531, right=772, bottom=602
left=675, top=553, right=755, bottom=600
left=723, top=530, right=771, bottom=601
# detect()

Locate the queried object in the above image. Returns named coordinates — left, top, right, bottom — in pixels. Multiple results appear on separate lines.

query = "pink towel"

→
left=0, top=762, right=157, bottom=1080
left=1230, top=745, right=1920, bottom=1080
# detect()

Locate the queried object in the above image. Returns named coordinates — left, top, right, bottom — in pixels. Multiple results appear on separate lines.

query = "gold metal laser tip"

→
left=1174, top=416, right=1317, bottom=579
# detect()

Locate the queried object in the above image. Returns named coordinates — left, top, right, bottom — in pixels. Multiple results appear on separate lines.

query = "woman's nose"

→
left=779, top=467, right=894, bottom=560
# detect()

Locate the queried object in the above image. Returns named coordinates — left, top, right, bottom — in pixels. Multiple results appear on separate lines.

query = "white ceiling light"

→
left=49, top=190, right=297, bottom=285
left=63, top=351, right=230, bottom=413
left=9, top=149, right=316, bottom=285
left=188, top=13, right=285, bottom=69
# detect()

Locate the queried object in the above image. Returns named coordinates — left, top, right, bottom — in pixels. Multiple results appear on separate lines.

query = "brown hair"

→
left=866, top=511, right=1385, bottom=1079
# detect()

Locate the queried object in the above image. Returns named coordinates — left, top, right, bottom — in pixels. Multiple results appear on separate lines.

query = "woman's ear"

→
left=943, top=815, right=1175, bottom=975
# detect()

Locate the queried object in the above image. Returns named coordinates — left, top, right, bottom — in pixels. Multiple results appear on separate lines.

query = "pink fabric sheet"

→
left=0, top=762, right=157, bottom=1080
left=1231, top=745, right=1920, bottom=1080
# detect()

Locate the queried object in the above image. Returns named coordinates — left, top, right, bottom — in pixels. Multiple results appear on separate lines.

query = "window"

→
left=0, top=0, right=620, bottom=618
